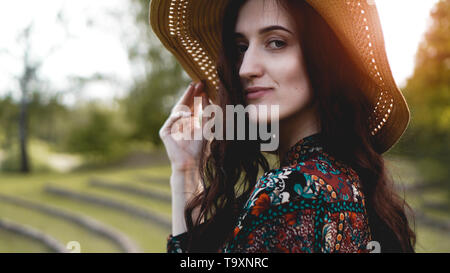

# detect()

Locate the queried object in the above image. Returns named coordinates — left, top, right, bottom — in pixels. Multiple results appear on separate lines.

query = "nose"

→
left=238, top=45, right=264, bottom=82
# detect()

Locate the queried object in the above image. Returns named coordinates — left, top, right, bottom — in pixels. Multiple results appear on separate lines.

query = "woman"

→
left=151, top=0, right=416, bottom=253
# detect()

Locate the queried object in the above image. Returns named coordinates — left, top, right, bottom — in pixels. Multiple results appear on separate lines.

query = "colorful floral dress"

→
left=167, top=133, right=373, bottom=253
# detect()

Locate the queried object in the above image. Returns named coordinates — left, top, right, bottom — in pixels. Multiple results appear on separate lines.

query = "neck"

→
left=277, top=102, right=321, bottom=165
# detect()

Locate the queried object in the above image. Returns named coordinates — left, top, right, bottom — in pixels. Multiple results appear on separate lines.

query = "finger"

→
left=160, top=111, right=192, bottom=137
left=193, top=92, right=203, bottom=120
left=199, top=94, right=207, bottom=125
left=190, top=81, right=205, bottom=113
left=161, top=112, right=184, bottom=137
left=170, top=114, right=194, bottom=140
left=191, top=82, right=205, bottom=123
left=202, top=92, right=210, bottom=107
left=178, top=82, right=196, bottom=106
left=171, top=83, right=196, bottom=114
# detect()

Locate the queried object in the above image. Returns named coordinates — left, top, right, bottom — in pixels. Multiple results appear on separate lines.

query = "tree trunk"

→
left=19, top=93, right=30, bottom=173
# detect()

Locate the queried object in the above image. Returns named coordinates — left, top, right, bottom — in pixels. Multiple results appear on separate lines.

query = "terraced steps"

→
left=0, top=228, right=49, bottom=252
left=45, top=185, right=171, bottom=230
left=0, top=199, right=119, bottom=252
left=0, top=193, right=141, bottom=253
left=25, top=192, right=168, bottom=252
left=0, top=218, right=67, bottom=253
left=89, top=178, right=171, bottom=203
left=134, top=175, right=170, bottom=187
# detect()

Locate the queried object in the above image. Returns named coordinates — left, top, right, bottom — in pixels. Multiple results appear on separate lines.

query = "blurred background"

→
left=0, top=0, right=448, bottom=253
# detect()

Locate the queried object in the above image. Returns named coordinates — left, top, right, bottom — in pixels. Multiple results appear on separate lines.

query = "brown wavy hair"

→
left=183, top=0, right=416, bottom=253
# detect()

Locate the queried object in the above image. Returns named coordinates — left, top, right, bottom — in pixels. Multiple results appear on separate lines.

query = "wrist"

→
left=170, top=168, right=203, bottom=195
left=171, top=162, right=200, bottom=174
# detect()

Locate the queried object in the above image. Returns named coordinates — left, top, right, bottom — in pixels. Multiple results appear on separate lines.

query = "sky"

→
left=376, top=0, right=440, bottom=86
left=0, top=0, right=441, bottom=105
left=0, top=0, right=136, bottom=105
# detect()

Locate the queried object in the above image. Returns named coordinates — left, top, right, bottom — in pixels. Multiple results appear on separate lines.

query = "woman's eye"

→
left=237, top=44, right=248, bottom=54
left=268, top=40, right=286, bottom=49
left=236, top=40, right=285, bottom=55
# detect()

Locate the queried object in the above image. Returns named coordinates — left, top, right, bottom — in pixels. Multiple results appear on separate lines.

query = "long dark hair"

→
left=184, top=0, right=416, bottom=253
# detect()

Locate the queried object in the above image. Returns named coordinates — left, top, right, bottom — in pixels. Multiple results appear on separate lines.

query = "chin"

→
left=246, top=100, right=279, bottom=120
left=247, top=108, right=278, bottom=124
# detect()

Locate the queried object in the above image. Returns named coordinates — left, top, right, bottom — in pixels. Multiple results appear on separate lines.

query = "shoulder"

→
left=246, top=151, right=366, bottom=213
left=294, top=151, right=366, bottom=203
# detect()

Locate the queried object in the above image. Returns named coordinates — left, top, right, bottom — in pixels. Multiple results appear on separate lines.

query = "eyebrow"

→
left=234, top=25, right=293, bottom=38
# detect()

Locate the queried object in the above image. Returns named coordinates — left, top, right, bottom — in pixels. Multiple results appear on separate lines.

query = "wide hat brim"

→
left=149, top=0, right=410, bottom=154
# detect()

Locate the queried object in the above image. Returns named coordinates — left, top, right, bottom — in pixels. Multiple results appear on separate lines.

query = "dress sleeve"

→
left=167, top=232, right=188, bottom=253
left=228, top=196, right=372, bottom=253
left=167, top=220, right=213, bottom=253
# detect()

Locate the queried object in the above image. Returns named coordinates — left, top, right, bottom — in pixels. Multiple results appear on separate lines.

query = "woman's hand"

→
left=159, top=81, right=211, bottom=174
left=160, top=82, right=211, bottom=235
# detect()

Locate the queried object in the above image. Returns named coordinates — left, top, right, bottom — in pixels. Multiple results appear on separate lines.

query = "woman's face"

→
left=235, top=0, right=314, bottom=122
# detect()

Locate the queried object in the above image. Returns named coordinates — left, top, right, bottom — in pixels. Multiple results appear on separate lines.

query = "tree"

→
left=123, top=0, right=190, bottom=145
left=16, top=24, right=41, bottom=173
left=8, top=23, right=62, bottom=173
left=393, top=0, right=450, bottom=160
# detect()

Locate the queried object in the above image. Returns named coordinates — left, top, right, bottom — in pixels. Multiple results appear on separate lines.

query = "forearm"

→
left=170, top=168, right=203, bottom=236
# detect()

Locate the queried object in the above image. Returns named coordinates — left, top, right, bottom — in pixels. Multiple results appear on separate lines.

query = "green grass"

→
left=414, top=224, right=450, bottom=253
left=385, top=155, right=422, bottom=187
left=0, top=202, right=119, bottom=252
left=122, top=178, right=172, bottom=194
left=0, top=228, right=51, bottom=253
left=386, top=155, right=450, bottom=253
left=27, top=192, right=169, bottom=252
left=0, top=165, right=173, bottom=252
left=48, top=179, right=172, bottom=217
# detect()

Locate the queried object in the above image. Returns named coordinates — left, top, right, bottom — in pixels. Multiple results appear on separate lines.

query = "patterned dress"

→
left=167, top=132, right=373, bottom=253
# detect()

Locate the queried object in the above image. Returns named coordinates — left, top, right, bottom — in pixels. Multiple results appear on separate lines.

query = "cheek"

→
left=273, top=56, right=313, bottom=117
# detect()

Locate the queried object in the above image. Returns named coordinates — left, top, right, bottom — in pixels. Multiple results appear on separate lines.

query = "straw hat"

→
left=149, top=0, right=410, bottom=154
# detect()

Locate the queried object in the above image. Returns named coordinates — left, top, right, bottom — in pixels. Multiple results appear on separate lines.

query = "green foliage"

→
left=393, top=0, right=450, bottom=165
left=0, top=92, right=70, bottom=145
left=0, top=93, right=72, bottom=172
left=124, top=0, right=190, bottom=145
left=0, top=95, right=19, bottom=149
left=0, top=144, right=21, bottom=172
left=0, top=139, right=56, bottom=173
left=26, top=92, right=71, bottom=146
left=123, top=62, right=188, bottom=145
left=64, top=103, right=130, bottom=163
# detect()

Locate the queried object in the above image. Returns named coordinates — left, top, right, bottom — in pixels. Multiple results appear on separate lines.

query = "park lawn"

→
left=0, top=166, right=172, bottom=252
left=27, top=191, right=169, bottom=252
left=414, top=223, right=450, bottom=253
left=386, top=155, right=450, bottom=252
left=0, top=228, right=50, bottom=253
left=105, top=176, right=172, bottom=195
left=417, top=189, right=450, bottom=224
left=385, top=155, right=423, bottom=187
left=48, top=179, right=173, bottom=217
left=0, top=201, right=120, bottom=252
left=0, top=166, right=172, bottom=219
left=0, top=164, right=172, bottom=188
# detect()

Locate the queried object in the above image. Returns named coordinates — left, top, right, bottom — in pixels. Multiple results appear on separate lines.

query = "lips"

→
left=245, top=87, right=273, bottom=100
